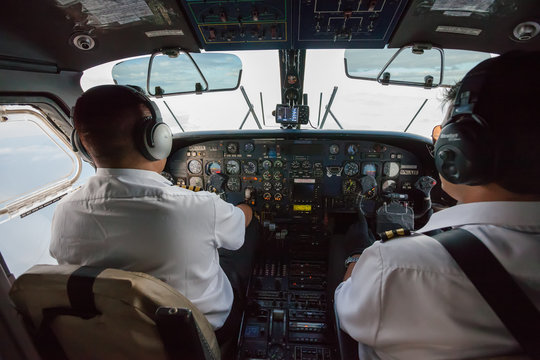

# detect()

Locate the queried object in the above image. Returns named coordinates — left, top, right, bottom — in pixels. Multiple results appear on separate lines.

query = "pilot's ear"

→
left=432, top=125, right=442, bottom=144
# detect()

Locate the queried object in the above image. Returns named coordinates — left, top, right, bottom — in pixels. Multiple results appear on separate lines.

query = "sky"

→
left=1, top=49, right=468, bottom=277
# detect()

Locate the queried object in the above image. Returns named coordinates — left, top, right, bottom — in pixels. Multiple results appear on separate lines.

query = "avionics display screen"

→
left=293, top=182, right=315, bottom=201
left=276, top=105, right=299, bottom=124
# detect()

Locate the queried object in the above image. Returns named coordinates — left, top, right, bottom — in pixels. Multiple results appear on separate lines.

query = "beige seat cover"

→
left=9, top=264, right=220, bottom=360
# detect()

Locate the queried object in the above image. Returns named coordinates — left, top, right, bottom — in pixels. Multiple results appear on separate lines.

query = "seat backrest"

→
left=9, top=264, right=220, bottom=360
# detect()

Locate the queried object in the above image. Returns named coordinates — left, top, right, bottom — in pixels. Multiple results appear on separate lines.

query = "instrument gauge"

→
left=291, top=160, right=300, bottom=169
left=347, top=144, right=358, bottom=156
left=274, top=193, right=283, bottom=201
left=188, top=160, right=202, bottom=174
left=329, top=144, right=340, bottom=155
left=189, top=176, right=203, bottom=188
left=263, top=182, right=272, bottom=191
left=383, top=162, right=400, bottom=178
left=273, top=182, right=283, bottom=191
left=273, top=171, right=283, bottom=181
left=382, top=180, right=397, bottom=193
left=262, top=171, right=272, bottom=180
left=273, top=159, right=284, bottom=168
left=226, top=142, right=238, bottom=154
left=342, top=179, right=357, bottom=195
left=263, top=192, right=272, bottom=201
left=243, top=142, right=254, bottom=153
left=301, top=160, right=311, bottom=169
left=205, top=161, right=221, bottom=175
left=225, top=160, right=240, bottom=175
left=243, top=161, right=257, bottom=175
left=343, top=161, right=359, bottom=176
left=360, top=175, right=378, bottom=199
left=262, top=159, right=272, bottom=170
left=226, top=177, right=241, bottom=192
left=362, top=163, right=378, bottom=177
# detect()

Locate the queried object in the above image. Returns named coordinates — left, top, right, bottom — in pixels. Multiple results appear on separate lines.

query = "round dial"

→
left=226, top=142, right=238, bottom=154
left=243, top=142, right=254, bottom=153
left=206, top=173, right=225, bottom=193
left=188, top=160, right=202, bottom=174
left=273, top=159, right=284, bottom=168
left=362, top=163, right=378, bottom=177
left=262, top=159, right=273, bottom=170
left=243, top=161, right=257, bottom=175
left=263, top=182, right=272, bottom=191
left=342, top=179, right=357, bottom=195
left=360, top=175, right=378, bottom=199
left=205, top=161, right=221, bottom=175
left=226, top=177, right=241, bottom=192
left=301, top=160, right=311, bottom=169
left=225, top=160, right=240, bottom=175
left=273, top=171, right=283, bottom=181
left=262, top=170, right=272, bottom=180
left=329, top=144, right=340, bottom=155
left=273, top=182, right=283, bottom=191
left=274, top=193, right=283, bottom=201
left=383, top=162, right=400, bottom=178
left=382, top=179, right=397, bottom=193
left=313, top=162, right=323, bottom=169
left=263, top=192, right=272, bottom=201
left=189, top=176, right=203, bottom=188
left=291, top=160, right=300, bottom=169
left=344, top=161, right=359, bottom=176
left=347, top=144, right=358, bottom=156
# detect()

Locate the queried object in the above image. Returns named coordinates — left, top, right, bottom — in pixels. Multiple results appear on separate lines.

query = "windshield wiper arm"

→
left=239, top=86, right=262, bottom=130
left=404, top=98, right=428, bottom=132
left=163, top=100, right=184, bottom=133
left=319, top=86, right=343, bottom=129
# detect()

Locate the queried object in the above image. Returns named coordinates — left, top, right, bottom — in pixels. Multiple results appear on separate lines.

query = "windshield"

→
left=81, top=49, right=458, bottom=138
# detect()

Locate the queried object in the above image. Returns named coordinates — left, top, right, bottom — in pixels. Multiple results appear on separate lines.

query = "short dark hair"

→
left=441, top=81, right=461, bottom=107
left=73, top=85, right=149, bottom=162
left=456, top=51, right=540, bottom=194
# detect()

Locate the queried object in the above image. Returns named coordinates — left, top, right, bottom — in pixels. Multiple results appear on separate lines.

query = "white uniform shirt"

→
left=335, top=201, right=540, bottom=360
left=50, top=168, right=246, bottom=329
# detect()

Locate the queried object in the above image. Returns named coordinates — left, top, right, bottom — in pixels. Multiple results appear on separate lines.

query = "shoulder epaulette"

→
left=378, top=228, right=411, bottom=242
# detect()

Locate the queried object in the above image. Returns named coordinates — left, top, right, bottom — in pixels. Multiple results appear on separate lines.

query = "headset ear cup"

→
left=140, top=121, right=172, bottom=161
left=70, top=128, right=94, bottom=164
left=434, top=121, right=493, bottom=185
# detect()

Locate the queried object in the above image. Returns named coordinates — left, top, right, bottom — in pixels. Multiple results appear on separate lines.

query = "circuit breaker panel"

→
left=294, top=0, right=409, bottom=48
left=181, top=0, right=291, bottom=50
left=180, top=0, right=409, bottom=51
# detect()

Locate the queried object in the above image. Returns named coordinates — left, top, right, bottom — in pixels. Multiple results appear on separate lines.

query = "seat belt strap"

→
left=433, top=229, right=540, bottom=359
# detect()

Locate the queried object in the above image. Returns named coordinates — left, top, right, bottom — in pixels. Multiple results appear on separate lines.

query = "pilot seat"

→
left=9, top=264, right=223, bottom=360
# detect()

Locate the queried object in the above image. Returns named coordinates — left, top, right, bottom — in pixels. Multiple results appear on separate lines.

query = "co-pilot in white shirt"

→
left=50, top=168, right=246, bottom=329
left=335, top=201, right=540, bottom=360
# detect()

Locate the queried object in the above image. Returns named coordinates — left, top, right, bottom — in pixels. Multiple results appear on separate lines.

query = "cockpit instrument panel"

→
left=167, top=138, right=426, bottom=221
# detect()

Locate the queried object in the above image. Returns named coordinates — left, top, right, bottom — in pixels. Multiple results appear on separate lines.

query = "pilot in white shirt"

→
left=335, top=52, right=540, bottom=359
left=335, top=202, right=540, bottom=359
left=50, top=85, right=256, bottom=334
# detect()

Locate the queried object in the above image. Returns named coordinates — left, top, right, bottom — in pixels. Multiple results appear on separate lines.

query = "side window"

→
left=0, top=106, right=93, bottom=276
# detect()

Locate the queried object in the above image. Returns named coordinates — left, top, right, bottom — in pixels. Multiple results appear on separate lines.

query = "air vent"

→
left=512, top=21, right=540, bottom=41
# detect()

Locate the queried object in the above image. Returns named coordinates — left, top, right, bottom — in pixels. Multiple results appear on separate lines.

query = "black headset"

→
left=434, top=62, right=497, bottom=185
left=70, top=85, right=173, bottom=164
